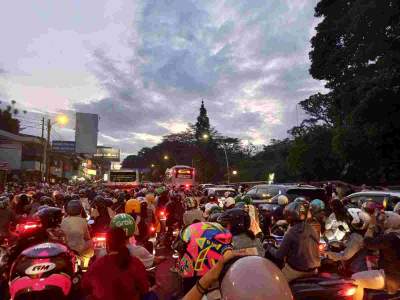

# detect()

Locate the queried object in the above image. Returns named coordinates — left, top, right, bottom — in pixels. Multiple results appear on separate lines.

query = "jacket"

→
left=270, top=222, right=321, bottom=272
left=364, top=232, right=400, bottom=293
left=233, top=233, right=265, bottom=257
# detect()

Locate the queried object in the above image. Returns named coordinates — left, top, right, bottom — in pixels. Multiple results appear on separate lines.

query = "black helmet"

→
left=208, top=212, right=222, bottom=223
left=66, top=200, right=83, bottom=216
left=283, top=201, right=308, bottom=224
left=36, top=206, right=63, bottom=228
left=217, top=208, right=250, bottom=235
left=39, top=196, right=53, bottom=206
left=0, top=196, right=9, bottom=209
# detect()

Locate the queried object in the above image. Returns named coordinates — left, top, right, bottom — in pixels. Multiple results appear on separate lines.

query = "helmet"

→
left=110, top=213, right=137, bottom=237
left=208, top=212, right=222, bottom=222
left=218, top=208, right=250, bottom=235
left=347, top=208, right=370, bottom=231
left=394, top=202, right=400, bottom=215
left=237, top=195, right=253, bottom=205
left=204, top=202, right=219, bottom=217
left=185, top=197, right=197, bottom=210
left=0, top=196, right=9, bottom=209
left=125, top=198, right=141, bottom=214
left=94, top=195, right=113, bottom=208
left=220, top=256, right=292, bottom=300
left=310, top=199, right=325, bottom=215
left=223, top=197, right=236, bottom=209
left=277, top=195, right=289, bottom=206
left=176, top=222, right=232, bottom=278
left=283, top=201, right=307, bottom=223
left=66, top=200, right=83, bottom=216
left=362, top=199, right=381, bottom=214
left=35, top=206, right=63, bottom=228
left=145, top=193, right=156, bottom=205
left=377, top=211, right=400, bottom=233
left=207, top=194, right=218, bottom=204
left=39, top=196, right=53, bottom=206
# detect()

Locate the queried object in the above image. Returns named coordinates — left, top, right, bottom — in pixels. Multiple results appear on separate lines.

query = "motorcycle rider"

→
left=222, top=197, right=236, bottom=210
left=325, top=208, right=371, bottom=274
left=82, top=227, right=149, bottom=300
left=91, top=195, right=115, bottom=232
left=61, top=199, right=94, bottom=269
left=218, top=208, right=264, bottom=256
left=183, top=197, right=204, bottom=226
left=267, top=200, right=321, bottom=282
left=183, top=250, right=292, bottom=300
left=309, top=199, right=326, bottom=237
left=0, top=196, right=15, bottom=239
left=351, top=210, right=400, bottom=300
left=110, top=213, right=153, bottom=268
left=325, top=199, right=350, bottom=241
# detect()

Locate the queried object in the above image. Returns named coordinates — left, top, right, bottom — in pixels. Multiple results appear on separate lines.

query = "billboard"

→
left=75, top=113, right=98, bottom=154
left=52, top=141, right=76, bottom=153
left=94, top=146, right=120, bottom=162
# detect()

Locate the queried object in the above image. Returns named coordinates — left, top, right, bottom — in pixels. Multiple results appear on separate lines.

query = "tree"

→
left=293, top=0, right=400, bottom=184
left=194, top=100, right=211, bottom=142
left=0, top=100, right=26, bottom=134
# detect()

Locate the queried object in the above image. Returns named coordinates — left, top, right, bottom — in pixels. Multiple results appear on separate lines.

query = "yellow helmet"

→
left=125, top=198, right=141, bottom=214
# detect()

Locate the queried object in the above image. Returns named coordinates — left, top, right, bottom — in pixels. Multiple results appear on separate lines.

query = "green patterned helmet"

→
left=110, top=213, right=137, bottom=237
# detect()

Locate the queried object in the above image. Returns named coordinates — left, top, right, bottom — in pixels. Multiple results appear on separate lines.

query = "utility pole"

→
left=43, top=119, right=51, bottom=182
left=40, top=117, right=45, bottom=180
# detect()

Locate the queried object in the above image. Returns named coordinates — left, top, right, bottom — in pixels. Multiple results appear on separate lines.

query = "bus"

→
left=104, top=169, right=140, bottom=188
left=165, top=165, right=196, bottom=188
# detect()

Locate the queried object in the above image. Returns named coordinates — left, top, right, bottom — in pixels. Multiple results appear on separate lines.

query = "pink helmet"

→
left=177, top=222, right=232, bottom=278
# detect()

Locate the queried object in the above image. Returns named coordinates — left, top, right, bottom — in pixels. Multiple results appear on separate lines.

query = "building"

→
left=0, top=129, right=44, bottom=181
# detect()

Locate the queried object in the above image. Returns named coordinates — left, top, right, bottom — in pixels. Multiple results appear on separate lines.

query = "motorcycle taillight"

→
left=93, top=233, right=107, bottom=248
left=16, top=220, right=42, bottom=235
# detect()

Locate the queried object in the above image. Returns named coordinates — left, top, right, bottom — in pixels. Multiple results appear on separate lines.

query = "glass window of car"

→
left=246, top=188, right=257, bottom=196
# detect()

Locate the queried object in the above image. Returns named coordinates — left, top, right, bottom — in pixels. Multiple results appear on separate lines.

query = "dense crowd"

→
left=1, top=182, right=400, bottom=300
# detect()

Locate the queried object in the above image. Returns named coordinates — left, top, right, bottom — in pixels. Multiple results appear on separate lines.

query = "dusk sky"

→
left=0, top=0, right=325, bottom=157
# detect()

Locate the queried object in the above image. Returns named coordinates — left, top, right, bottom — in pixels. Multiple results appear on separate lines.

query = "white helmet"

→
left=224, top=197, right=236, bottom=209
left=347, top=208, right=370, bottom=231
left=277, top=195, right=289, bottom=206
left=377, top=211, right=400, bottom=233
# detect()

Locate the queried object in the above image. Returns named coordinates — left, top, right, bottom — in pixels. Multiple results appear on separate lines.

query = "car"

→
left=343, top=190, right=400, bottom=210
left=205, top=187, right=237, bottom=198
left=245, top=184, right=327, bottom=206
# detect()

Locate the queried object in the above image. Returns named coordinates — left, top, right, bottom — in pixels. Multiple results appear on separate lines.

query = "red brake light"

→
left=160, top=210, right=165, bottom=217
left=93, top=233, right=107, bottom=243
left=338, top=286, right=357, bottom=297
left=17, top=220, right=42, bottom=234
left=23, top=223, right=40, bottom=230
left=150, top=225, right=155, bottom=232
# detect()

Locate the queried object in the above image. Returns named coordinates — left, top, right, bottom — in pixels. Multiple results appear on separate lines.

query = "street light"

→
left=232, top=170, right=238, bottom=175
left=55, top=114, right=69, bottom=126
left=202, top=133, right=209, bottom=140
left=151, top=164, right=155, bottom=168
left=164, top=155, right=169, bottom=160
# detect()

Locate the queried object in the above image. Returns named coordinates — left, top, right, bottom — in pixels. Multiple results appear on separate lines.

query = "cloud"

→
left=1, top=0, right=324, bottom=155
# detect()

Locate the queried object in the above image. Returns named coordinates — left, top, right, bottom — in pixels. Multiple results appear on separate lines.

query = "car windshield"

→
left=286, top=188, right=326, bottom=202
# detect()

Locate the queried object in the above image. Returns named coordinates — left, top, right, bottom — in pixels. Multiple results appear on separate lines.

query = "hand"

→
left=200, top=249, right=248, bottom=287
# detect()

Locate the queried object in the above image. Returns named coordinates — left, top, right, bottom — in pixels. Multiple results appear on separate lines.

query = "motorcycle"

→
left=8, top=242, right=81, bottom=300
left=264, top=237, right=357, bottom=300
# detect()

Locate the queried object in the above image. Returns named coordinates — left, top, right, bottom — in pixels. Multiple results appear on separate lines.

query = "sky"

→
left=0, top=0, right=325, bottom=158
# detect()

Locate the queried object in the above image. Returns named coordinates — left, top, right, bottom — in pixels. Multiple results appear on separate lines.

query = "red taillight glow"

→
left=23, top=223, right=40, bottom=230
left=338, top=286, right=357, bottom=297
left=160, top=210, right=165, bottom=217
left=17, top=221, right=42, bottom=234
left=93, top=233, right=107, bottom=243
left=150, top=226, right=156, bottom=232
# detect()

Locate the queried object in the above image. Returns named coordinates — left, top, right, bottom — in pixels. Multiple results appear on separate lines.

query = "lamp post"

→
left=43, top=114, right=69, bottom=182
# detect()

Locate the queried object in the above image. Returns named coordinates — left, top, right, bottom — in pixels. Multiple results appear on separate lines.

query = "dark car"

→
left=245, top=184, right=327, bottom=235
left=245, top=184, right=327, bottom=205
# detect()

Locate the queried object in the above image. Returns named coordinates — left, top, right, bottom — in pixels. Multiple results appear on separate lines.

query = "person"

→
left=183, top=252, right=292, bottom=300
left=91, top=195, right=114, bottom=232
left=82, top=227, right=149, bottom=300
left=222, top=197, right=236, bottom=210
left=61, top=200, right=93, bottom=269
left=267, top=200, right=321, bottom=282
left=218, top=208, right=264, bottom=256
left=183, top=197, right=204, bottom=226
left=110, top=213, right=153, bottom=268
left=0, top=196, right=15, bottom=238
left=175, top=222, right=233, bottom=295
left=274, top=195, right=289, bottom=221
left=325, top=208, right=371, bottom=274
left=325, top=199, right=350, bottom=241
left=309, top=198, right=326, bottom=237
left=351, top=211, right=400, bottom=300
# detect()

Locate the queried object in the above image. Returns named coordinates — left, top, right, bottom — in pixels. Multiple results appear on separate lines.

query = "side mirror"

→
left=88, top=219, right=95, bottom=226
